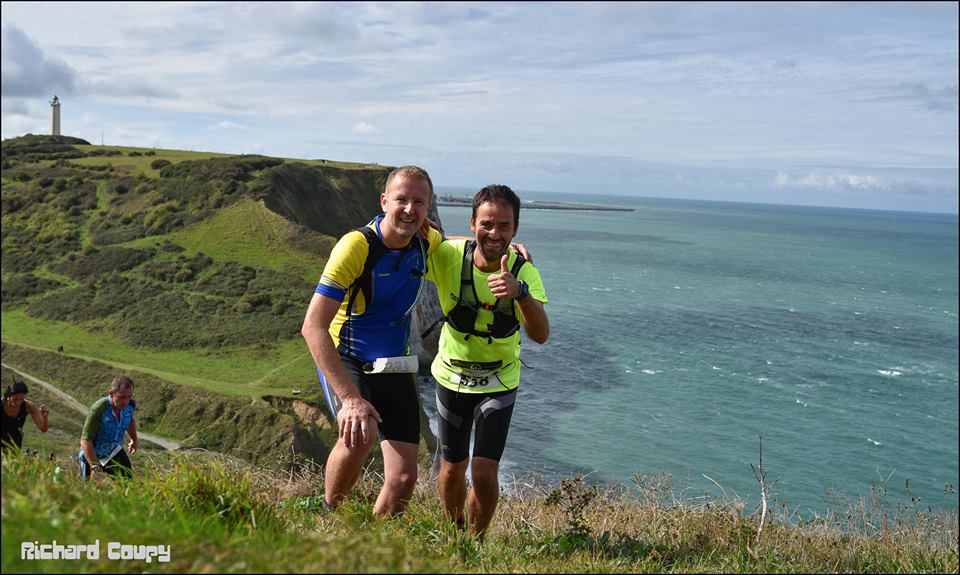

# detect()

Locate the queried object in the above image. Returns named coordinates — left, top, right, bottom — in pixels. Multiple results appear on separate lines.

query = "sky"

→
left=2, top=2, right=958, bottom=213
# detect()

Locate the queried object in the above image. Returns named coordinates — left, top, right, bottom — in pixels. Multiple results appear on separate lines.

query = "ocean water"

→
left=434, top=192, right=959, bottom=517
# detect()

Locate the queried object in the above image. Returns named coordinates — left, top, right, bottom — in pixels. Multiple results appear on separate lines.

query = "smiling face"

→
left=470, top=200, right=518, bottom=268
left=379, top=174, right=432, bottom=248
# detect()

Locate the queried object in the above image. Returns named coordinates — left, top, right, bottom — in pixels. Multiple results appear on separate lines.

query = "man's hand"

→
left=91, top=463, right=107, bottom=483
left=419, top=217, right=440, bottom=237
left=337, top=396, right=382, bottom=448
left=128, top=437, right=138, bottom=455
left=510, top=243, right=533, bottom=264
left=488, top=255, right=520, bottom=299
left=39, top=405, right=49, bottom=418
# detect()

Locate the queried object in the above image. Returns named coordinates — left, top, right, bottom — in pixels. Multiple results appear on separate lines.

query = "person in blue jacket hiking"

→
left=78, top=375, right=139, bottom=479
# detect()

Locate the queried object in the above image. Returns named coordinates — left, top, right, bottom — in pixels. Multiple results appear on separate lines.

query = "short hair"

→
left=4, top=379, right=28, bottom=399
left=385, top=165, right=433, bottom=195
left=110, top=375, right=134, bottom=393
left=472, top=184, right=521, bottom=229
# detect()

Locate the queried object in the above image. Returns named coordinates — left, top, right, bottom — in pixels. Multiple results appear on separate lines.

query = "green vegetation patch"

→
left=0, top=134, right=90, bottom=165
left=111, top=289, right=303, bottom=350
left=130, top=197, right=334, bottom=283
left=49, top=245, right=155, bottom=280
left=3, top=454, right=956, bottom=574
left=27, top=275, right=167, bottom=322
left=1, top=273, right=66, bottom=310
left=2, top=175, right=97, bottom=273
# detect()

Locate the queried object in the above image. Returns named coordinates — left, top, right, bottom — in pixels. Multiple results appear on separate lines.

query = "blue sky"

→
left=2, top=2, right=957, bottom=213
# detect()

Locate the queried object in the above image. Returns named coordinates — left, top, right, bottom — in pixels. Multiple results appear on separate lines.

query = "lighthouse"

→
left=50, top=95, right=61, bottom=136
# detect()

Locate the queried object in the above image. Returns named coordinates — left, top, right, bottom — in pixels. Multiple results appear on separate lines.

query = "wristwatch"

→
left=91, top=463, right=104, bottom=473
left=516, top=280, right=530, bottom=301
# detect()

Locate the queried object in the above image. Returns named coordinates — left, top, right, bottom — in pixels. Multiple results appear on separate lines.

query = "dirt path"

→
left=1, top=362, right=181, bottom=451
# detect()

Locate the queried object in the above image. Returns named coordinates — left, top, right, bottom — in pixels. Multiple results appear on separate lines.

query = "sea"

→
left=430, top=190, right=959, bottom=518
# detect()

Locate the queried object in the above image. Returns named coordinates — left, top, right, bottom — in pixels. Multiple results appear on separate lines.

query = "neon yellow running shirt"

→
left=426, top=240, right=547, bottom=393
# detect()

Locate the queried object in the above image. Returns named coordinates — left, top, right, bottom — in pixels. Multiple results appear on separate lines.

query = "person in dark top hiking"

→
left=78, top=375, right=138, bottom=479
left=1, top=379, right=49, bottom=454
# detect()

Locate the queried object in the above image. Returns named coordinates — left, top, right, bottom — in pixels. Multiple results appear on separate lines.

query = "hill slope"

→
left=1, top=134, right=441, bottom=467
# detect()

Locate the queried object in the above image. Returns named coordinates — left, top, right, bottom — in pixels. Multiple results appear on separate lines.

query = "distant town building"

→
left=50, top=95, right=61, bottom=136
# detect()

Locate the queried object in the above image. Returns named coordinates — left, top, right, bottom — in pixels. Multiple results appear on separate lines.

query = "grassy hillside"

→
left=0, top=134, right=439, bottom=468
left=2, top=453, right=956, bottom=573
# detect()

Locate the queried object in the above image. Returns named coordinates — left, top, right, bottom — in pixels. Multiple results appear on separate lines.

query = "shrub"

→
left=151, top=159, right=172, bottom=170
left=50, top=246, right=155, bottom=280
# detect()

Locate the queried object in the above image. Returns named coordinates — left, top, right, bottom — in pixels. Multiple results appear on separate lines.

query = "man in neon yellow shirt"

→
left=302, top=166, right=442, bottom=516
left=425, top=184, right=550, bottom=538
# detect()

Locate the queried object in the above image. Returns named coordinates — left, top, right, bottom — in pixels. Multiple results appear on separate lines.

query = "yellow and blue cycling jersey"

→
left=316, top=216, right=442, bottom=362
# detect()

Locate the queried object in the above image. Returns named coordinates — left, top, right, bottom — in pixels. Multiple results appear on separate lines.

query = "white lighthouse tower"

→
left=50, top=95, right=61, bottom=136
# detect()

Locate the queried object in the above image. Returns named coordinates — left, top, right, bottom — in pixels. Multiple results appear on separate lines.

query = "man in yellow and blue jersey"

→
left=301, top=166, right=442, bottom=516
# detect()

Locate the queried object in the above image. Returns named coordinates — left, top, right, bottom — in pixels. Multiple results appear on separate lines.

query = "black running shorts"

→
left=339, top=356, right=421, bottom=445
left=435, top=384, right=518, bottom=463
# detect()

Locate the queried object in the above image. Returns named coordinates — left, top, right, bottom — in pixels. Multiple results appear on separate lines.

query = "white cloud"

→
left=351, top=122, right=380, bottom=135
left=212, top=120, right=246, bottom=131
left=773, top=170, right=883, bottom=191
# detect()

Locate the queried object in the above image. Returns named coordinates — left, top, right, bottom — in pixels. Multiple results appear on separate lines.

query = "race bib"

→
left=450, top=371, right=503, bottom=390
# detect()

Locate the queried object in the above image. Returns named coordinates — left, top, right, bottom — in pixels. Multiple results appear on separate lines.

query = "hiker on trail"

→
left=78, top=375, right=138, bottom=479
left=301, top=166, right=443, bottom=516
left=1, top=379, right=49, bottom=454
left=424, top=184, right=550, bottom=539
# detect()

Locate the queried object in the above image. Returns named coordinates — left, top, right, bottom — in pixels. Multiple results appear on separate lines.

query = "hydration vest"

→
left=338, top=222, right=427, bottom=356
left=423, top=240, right=527, bottom=344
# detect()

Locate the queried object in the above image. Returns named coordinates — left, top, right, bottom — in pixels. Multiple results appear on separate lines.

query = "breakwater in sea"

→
left=436, top=195, right=634, bottom=212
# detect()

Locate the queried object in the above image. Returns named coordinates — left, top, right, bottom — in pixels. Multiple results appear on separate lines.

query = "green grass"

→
left=65, top=146, right=234, bottom=178
left=76, top=181, right=109, bottom=249
left=1, top=310, right=316, bottom=397
left=51, top=145, right=382, bottom=179
left=122, top=197, right=334, bottom=283
left=2, top=454, right=956, bottom=573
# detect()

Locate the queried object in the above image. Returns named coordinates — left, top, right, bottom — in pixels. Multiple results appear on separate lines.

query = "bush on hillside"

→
left=0, top=134, right=91, bottom=163
left=27, top=275, right=167, bottom=322
left=111, top=291, right=302, bottom=350
left=150, top=158, right=172, bottom=170
left=194, top=262, right=259, bottom=297
left=142, top=253, right=214, bottom=283
left=0, top=273, right=65, bottom=309
left=50, top=246, right=155, bottom=280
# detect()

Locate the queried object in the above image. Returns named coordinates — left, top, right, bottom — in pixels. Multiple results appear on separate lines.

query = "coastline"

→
left=437, top=196, right=634, bottom=212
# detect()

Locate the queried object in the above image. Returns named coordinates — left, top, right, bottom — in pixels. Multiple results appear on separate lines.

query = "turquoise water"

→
left=435, top=194, right=958, bottom=516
